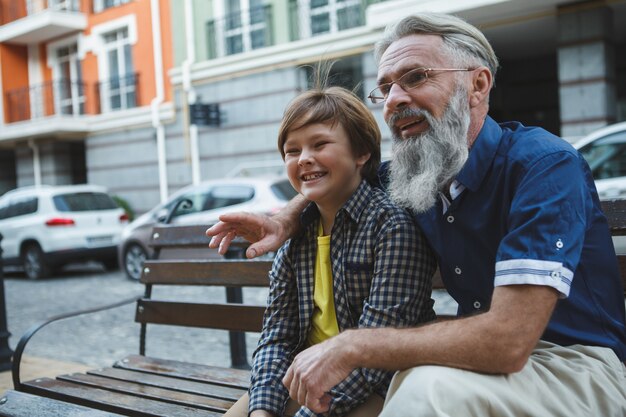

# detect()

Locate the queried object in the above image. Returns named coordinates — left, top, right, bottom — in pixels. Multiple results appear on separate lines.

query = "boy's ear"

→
left=356, top=152, right=371, bottom=168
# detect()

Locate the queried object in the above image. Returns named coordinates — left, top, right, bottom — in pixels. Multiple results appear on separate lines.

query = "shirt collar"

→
left=455, top=116, right=502, bottom=192
left=300, top=180, right=372, bottom=228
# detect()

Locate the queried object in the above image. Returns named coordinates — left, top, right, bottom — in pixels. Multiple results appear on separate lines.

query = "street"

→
left=4, top=264, right=457, bottom=369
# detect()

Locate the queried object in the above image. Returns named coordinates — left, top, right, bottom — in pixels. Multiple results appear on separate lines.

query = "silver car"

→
left=575, top=121, right=626, bottom=200
left=118, top=176, right=297, bottom=280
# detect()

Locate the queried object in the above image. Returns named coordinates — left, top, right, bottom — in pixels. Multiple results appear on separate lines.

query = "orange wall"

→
left=82, top=0, right=174, bottom=106
left=1, top=44, right=29, bottom=122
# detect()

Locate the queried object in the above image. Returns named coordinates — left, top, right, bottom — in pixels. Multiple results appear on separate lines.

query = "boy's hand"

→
left=206, top=212, right=287, bottom=258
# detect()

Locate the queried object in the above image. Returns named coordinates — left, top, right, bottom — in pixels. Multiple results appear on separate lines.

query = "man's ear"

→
left=469, top=67, right=492, bottom=108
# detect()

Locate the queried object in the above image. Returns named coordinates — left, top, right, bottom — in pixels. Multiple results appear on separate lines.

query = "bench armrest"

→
left=12, top=294, right=141, bottom=391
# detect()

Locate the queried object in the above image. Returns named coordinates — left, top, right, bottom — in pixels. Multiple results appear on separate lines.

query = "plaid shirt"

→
left=249, top=180, right=436, bottom=417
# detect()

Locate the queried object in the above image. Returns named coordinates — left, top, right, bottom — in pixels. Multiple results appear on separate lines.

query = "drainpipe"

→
left=151, top=0, right=168, bottom=203
left=183, top=0, right=201, bottom=185
left=28, top=140, right=41, bottom=187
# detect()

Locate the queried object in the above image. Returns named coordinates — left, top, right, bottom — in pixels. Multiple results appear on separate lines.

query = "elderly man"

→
left=208, top=12, right=626, bottom=416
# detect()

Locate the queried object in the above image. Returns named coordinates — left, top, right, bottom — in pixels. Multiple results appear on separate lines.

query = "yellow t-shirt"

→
left=306, top=222, right=340, bottom=346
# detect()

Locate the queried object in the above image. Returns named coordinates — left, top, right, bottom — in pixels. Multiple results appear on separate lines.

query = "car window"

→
left=53, top=192, right=118, bottom=212
left=579, top=132, right=626, bottom=180
left=204, top=186, right=255, bottom=210
left=0, top=196, right=38, bottom=220
left=271, top=180, right=297, bottom=201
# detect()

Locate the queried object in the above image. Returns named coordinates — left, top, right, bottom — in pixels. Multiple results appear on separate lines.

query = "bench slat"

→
left=22, top=378, right=221, bottom=417
left=87, top=367, right=247, bottom=401
left=0, top=390, right=125, bottom=417
left=141, top=260, right=272, bottom=286
left=135, top=300, right=265, bottom=332
left=115, top=355, right=251, bottom=389
left=149, top=225, right=215, bottom=249
left=57, top=372, right=234, bottom=412
left=602, top=200, right=626, bottom=235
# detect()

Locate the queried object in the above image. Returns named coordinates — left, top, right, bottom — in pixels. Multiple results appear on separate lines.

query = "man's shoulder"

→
left=497, top=121, right=579, bottom=164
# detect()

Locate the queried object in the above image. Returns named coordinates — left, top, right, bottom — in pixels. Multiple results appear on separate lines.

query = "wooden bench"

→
left=3, top=200, right=626, bottom=416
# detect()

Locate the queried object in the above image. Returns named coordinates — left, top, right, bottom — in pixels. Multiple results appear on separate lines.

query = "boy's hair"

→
left=277, top=86, right=381, bottom=184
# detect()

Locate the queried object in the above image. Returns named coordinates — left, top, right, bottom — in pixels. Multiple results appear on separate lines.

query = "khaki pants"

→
left=381, top=341, right=626, bottom=417
left=224, top=392, right=384, bottom=417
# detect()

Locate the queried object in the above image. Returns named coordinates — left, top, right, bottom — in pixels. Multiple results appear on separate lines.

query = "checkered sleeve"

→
left=249, top=242, right=300, bottom=416
left=309, top=212, right=436, bottom=417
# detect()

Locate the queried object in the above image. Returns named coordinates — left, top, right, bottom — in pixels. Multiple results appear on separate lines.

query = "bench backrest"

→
left=138, top=201, right=626, bottom=336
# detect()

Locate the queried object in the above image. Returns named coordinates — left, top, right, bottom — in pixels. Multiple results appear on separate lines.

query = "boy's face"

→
left=283, top=121, right=370, bottom=215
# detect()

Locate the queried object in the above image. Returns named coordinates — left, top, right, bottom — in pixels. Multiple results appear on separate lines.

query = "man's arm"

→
left=283, top=284, right=559, bottom=413
left=206, top=194, right=308, bottom=258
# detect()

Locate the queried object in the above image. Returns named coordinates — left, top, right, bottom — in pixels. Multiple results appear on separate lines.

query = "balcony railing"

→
left=0, top=0, right=80, bottom=25
left=4, top=73, right=139, bottom=124
left=206, top=5, right=273, bottom=59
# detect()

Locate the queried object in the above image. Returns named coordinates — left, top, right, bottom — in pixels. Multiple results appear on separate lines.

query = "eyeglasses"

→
left=367, top=67, right=474, bottom=104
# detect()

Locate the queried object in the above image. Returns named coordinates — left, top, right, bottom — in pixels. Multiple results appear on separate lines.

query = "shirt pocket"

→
left=343, top=260, right=374, bottom=318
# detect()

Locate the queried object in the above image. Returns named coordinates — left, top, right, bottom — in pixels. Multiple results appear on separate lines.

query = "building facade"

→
left=1, top=0, right=625, bottom=215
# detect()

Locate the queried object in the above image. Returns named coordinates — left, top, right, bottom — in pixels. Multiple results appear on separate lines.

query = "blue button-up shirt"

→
left=381, top=116, right=626, bottom=360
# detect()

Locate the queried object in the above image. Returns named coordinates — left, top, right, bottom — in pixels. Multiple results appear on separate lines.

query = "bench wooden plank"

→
left=115, top=355, right=251, bottom=389
left=602, top=200, right=626, bottom=236
left=135, top=300, right=265, bottom=332
left=86, top=367, right=247, bottom=401
left=0, top=389, right=125, bottom=417
left=22, top=378, right=221, bottom=417
left=141, top=260, right=272, bottom=286
left=57, top=373, right=235, bottom=412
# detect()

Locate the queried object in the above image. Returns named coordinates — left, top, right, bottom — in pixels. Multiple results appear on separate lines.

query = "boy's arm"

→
left=206, top=195, right=309, bottom=258
left=294, top=217, right=437, bottom=417
left=249, top=245, right=301, bottom=416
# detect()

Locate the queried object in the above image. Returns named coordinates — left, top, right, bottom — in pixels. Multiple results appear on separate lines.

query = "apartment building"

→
left=0, top=0, right=174, bottom=209
left=1, top=0, right=625, bottom=215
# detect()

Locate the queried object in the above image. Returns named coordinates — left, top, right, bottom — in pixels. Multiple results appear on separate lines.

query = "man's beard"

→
left=387, top=86, right=470, bottom=213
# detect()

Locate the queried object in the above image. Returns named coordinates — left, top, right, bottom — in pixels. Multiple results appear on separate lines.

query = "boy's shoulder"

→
left=357, top=182, right=415, bottom=225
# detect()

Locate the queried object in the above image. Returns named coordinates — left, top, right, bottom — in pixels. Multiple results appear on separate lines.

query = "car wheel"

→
left=124, top=244, right=147, bottom=281
left=22, top=244, right=50, bottom=280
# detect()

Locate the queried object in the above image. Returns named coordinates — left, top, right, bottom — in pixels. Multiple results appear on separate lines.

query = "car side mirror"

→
left=156, top=208, right=169, bottom=223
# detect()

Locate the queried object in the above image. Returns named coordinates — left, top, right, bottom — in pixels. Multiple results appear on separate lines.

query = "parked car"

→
left=118, top=176, right=297, bottom=280
left=575, top=121, right=626, bottom=200
left=0, top=184, right=128, bottom=279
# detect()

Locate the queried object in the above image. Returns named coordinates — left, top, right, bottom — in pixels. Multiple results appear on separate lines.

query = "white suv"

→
left=0, top=184, right=128, bottom=279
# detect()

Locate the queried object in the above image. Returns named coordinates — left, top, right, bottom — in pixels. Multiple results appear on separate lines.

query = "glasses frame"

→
left=367, top=67, right=474, bottom=104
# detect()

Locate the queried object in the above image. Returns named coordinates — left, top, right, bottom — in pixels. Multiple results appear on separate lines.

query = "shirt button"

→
left=473, top=301, right=481, bottom=309
left=447, top=215, right=455, bottom=223
left=454, top=266, right=462, bottom=275
left=550, top=271, right=560, bottom=279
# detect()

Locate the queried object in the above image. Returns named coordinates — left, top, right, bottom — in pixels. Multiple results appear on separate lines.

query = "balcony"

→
left=206, top=5, right=274, bottom=59
left=0, top=0, right=86, bottom=44
left=4, top=73, right=140, bottom=124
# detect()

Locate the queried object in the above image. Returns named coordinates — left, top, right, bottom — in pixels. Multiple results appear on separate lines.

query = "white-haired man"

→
left=208, top=12, right=626, bottom=416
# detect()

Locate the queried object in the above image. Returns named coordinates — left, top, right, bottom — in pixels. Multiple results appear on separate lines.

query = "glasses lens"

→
left=400, top=68, right=428, bottom=89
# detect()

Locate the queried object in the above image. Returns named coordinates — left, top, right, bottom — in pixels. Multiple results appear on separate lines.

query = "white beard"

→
left=388, top=86, right=471, bottom=213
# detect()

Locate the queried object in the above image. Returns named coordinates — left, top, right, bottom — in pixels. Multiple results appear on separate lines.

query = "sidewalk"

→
left=0, top=356, right=91, bottom=396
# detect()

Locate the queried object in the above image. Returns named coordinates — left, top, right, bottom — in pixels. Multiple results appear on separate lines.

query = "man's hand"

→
left=282, top=333, right=356, bottom=413
left=206, top=212, right=287, bottom=258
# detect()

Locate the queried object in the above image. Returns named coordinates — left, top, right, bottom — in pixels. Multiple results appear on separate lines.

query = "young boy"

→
left=224, top=86, right=436, bottom=417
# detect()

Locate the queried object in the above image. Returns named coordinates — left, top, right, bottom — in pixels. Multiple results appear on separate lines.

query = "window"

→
left=0, top=197, right=38, bottom=220
left=100, top=27, right=136, bottom=111
left=211, top=0, right=272, bottom=58
left=297, top=0, right=362, bottom=39
left=94, top=0, right=131, bottom=13
left=55, top=44, right=85, bottom=116
left=579, top=132, right=626, bottom=180
left=53, top=192, right=118, bottom=212
left=170, top=186, right=255, bottom=219
left=271, top=180, right=297, bottom=201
